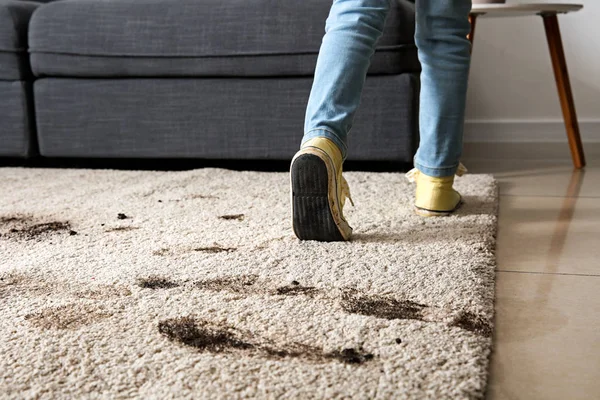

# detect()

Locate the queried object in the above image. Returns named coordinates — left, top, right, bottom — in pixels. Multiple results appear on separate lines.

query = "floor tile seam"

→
left=496, top=269, right=600, bottom=278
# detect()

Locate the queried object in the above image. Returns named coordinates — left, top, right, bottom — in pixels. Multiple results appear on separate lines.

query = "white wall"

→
left=464, top=0, right=600, bottom=142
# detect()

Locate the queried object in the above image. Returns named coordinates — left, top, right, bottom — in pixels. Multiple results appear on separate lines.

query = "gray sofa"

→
left=2, top=0, right=420, bottom=162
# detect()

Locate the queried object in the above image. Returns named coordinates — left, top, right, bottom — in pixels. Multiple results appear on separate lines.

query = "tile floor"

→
left=464, top=144, right=600, bottom=400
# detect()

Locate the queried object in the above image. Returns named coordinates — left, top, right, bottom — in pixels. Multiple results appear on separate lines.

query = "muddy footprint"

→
left=158, top=316, right=374, bottom=365
left=1, top=214, right=75, bottom=240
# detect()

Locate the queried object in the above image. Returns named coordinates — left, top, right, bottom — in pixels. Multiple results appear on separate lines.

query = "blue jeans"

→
left=302, top=0, right=472, bottom=177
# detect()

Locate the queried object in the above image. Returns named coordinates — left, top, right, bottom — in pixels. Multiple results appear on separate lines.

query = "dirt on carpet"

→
left=158, top=316, right=375, bottom=365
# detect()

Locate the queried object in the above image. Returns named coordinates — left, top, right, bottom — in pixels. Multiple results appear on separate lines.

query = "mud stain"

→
left=193, top=245, right=237, bottom=253
left=137, top=276, right=180, bottom=290
left=195, top=275, right=259, bottom=293
left=2, top=218, right=73, bottom=240
left=75, top=285, right=132, bottom=299
left=0, top=273, right=131, bottom=300
left=27, top=222, right=71, bottom=235
left=340, top=290, right=491, bottom=337
left=327, top=348, right=375, bottom=364
left=152, top=248, right=172, bottom=256
left=0, top=273, right=27, bottom=297
left=219, top=214, right=244, bottom=221
left=0, top=215, right=30, bottom=224
left=154, top=245, right=236, bottom=256
left=449, top=311, right=493, bottom=337
left=274, top=284, right=320, bottom=297
left=158, top=316, right=374, bottom=365
left=151, top=274, right=321, bottom=298
left=262, top=344, right=373, bottom=364
left=189, top=194, right=220, bottom=200
left=25, top=303, right=112, bottom=330
left=105, top=226, right=140, bottom=232
left=159, top=317, right=254, bottom=352
left=340, top=290, right=428, bottom=321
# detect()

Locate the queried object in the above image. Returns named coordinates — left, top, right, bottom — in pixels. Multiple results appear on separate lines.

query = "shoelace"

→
left=340, top=176, right=354, bottom=208
left=405, top=162, right=468, bottom=183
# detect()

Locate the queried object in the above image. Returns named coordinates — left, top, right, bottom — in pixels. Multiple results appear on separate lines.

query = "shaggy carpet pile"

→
left=0, top=167, right=498, bottom=399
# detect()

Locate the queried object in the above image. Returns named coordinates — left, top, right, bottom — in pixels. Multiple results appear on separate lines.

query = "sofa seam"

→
left=26, top=44, right=417, bottom=59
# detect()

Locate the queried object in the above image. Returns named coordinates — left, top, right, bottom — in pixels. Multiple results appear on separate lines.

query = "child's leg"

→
left=292, top=0, right=390, bottom=241
left=407, top=0, right=472, bottom=216
left=302, top=0, right=391, bottom=160
left=413, top=0, right=472, bottom=177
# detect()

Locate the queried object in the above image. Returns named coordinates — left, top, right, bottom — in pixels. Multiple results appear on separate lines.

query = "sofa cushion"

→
left=34, top=75, right=419, bottom=161
left=0, top=0, right=40, bottom=79
left=29, top=0, right=419, bottom=78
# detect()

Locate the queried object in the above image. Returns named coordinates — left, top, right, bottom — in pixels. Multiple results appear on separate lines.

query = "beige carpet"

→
left=0, top=167, right=498, bottom=399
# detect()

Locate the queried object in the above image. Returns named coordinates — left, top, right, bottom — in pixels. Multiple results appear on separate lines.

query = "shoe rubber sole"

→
left=414, top=198, right=463, bottom=217
left=290, top=152, right=348, bottom=241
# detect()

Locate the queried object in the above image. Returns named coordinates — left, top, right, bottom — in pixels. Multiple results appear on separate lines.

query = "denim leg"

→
left=413, top=0, right=472, bottom=177
left=303, top=0, right=391, bottom=160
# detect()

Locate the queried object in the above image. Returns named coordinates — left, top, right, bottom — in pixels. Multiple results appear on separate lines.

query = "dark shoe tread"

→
left=291, top=154, right=345, bottom=242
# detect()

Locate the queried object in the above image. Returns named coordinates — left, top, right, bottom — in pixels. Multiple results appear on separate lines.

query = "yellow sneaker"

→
left=405, top=163, right=467, bottom=217
left=290, top=137, right=353, bottom=241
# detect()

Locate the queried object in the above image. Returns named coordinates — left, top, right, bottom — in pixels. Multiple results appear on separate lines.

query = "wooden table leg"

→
left=543, top=14, right=586, bottom=169
left=468, top=14, right=478, bottom=52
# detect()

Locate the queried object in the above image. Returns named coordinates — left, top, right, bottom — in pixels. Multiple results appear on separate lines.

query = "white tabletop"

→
left=471, top=3, right=583, bottom=17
